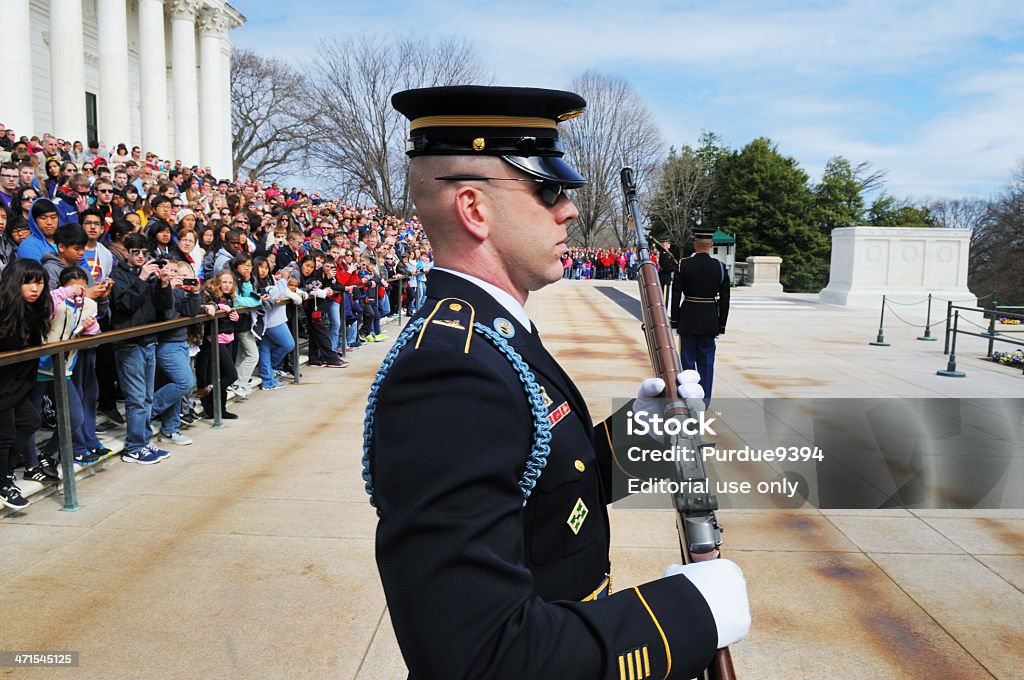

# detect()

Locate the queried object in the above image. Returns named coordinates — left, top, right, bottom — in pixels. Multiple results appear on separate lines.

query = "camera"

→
left=153, top=259, right=167, bottom=267
left=182, top=278, right=198, bottom=287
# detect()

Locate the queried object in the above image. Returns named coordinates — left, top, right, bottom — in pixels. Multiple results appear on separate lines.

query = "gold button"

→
left=449, top=303, right=462, bottom=311
left=574, top=459, right=586, bottom=473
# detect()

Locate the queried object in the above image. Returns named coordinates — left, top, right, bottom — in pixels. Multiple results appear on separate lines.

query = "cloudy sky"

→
left=233, top=0, right=1024, bottom=200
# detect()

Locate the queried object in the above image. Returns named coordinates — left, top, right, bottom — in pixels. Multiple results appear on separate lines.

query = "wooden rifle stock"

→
left=620, top=167, right=736, bottom=680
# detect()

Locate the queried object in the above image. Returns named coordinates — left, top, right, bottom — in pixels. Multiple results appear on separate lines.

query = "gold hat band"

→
left=410, top=115, right=557, bottom=131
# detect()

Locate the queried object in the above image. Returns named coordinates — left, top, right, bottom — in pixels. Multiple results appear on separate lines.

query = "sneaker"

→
left=261, top=381, right=285, bottom=391
left=180, top=412, right=195, bottom=428
left=24, top=465, right=59, bottom=484
left=38, top=456, right=61, bottom=478
left=0, top=483, right=29, bottom=509
left=121, top=446, right=164, bottom=465
left=227, top=385, right=250, bottom=401
left=73, top=450, right=102, bottom=466
left=221, top=410, right=239, bottom=420
left=158, top=431, right=192, bottom=446
left=373, top=333, right=388, bottom=341
left=100, top=407, right=125, bottom=425
left=150, top=446, right=172, bottom=461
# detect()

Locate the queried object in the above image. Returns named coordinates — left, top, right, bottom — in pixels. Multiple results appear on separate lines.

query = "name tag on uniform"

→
left=548, top=402, right=571, bottom=428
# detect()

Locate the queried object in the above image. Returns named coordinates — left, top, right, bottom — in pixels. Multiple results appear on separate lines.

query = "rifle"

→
left=620, top=167, right=735, bottom=680
left=651, top=237, right=680, bottom=266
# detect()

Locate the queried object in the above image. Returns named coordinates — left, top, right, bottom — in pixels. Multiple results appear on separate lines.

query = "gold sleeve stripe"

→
left=634, top=650, right=643, bottom=677
left=626, top=651, right=635, bottom=680
left=410, top=115, right=556, bottom=130
left=618, top=654, right=627, bottom=680
left=643, top=646, right=651, bottom=676
left=634, top=587, right=672, bottom=679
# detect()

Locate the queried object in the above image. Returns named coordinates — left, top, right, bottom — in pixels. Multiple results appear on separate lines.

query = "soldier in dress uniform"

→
left=362, top=86, right=749, bottom=679
left=657, top=240, right=677, bottom=304
left=669, top=228, right=731, bottom=407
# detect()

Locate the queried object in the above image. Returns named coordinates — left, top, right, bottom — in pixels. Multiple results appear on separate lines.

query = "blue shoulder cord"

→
left=362, top=320, right=553, bottom=515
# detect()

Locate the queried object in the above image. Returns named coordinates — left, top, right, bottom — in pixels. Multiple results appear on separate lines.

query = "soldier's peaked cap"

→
left=392, top=85, right=588, bottom=188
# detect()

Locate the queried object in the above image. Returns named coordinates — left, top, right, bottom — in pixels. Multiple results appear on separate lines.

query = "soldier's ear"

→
left=452, top=185, right=490, bottom=242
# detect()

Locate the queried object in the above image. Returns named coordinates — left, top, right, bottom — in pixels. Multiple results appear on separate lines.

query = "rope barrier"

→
left=883, top=297, right=930, bottom=306
left=883, top=303, right=948, bottom=329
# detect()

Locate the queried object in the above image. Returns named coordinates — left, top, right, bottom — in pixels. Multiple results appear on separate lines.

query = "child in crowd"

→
left=253, top=256, right=301, bottom=390
left=0, top=260, right=53, bottom=508
left=229, top=252, right=264, bottom=398
left=198, top=270, right=240, bottom=419
left=28, top=265, right=101, bottom=481
left=298, top=255, right=347, bottom=368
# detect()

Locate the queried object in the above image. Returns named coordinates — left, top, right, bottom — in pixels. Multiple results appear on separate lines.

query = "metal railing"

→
left=0, top=304, right=304, bottom=510
left=939, top=302, right=1024, bottom=377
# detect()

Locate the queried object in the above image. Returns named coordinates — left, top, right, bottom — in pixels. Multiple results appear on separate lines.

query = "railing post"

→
left=53, top=351, right=80, bottom=511
left=210, top=313, right=223, bottom=429
left=870, top=294, right=891, bottom=346
left=917, top=293, right=937, bottom=341
left=340, top=302, right=348, bottom=359
left=290, top=303, right=302, bottom=385
left=937, top=311, right=967, bottom=377
left=397, top=277, right=404, bottom=325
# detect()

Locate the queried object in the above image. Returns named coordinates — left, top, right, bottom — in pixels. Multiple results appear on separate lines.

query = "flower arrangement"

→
left=997, top=317, right=1022, bottom=325
left=991, top=349, right=1024, bottom=367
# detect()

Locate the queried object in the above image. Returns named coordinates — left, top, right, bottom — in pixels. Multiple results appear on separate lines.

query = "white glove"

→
left=633, top=371, right=699, bottom=417
left=664, top=559, right=750, bottom=648
left=310, top=288, right=328, bottom=299
left=296, top=290, right=309, bottom=301
left=284, top=291, right=303, bottom=305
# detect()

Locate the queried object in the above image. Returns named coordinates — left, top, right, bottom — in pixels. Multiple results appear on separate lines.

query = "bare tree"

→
left=561, top=72, right=663, bottom=248
left=231, top=48, right=317, bottom=181
left=967, top=162, right=1024, bottom=303
left=647, top=144, right=716, bottom=248
left=305, top=35, right=488, bottom=216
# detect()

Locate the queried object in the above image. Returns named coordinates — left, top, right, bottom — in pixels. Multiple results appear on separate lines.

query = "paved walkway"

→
left=2, top=281, right=1021, bottom=679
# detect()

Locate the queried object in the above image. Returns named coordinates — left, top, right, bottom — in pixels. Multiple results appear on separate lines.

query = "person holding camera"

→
left=151, top=260, right=202, bottom=446
left=108, top=232, right=175, bottom=464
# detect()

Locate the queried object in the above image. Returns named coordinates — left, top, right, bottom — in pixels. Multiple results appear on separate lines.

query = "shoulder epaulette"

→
left=415, top=297, right=475, bottom=354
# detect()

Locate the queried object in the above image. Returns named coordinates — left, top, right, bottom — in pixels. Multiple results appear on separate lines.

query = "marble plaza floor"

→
left=1, top=280, right=1021, bottom=679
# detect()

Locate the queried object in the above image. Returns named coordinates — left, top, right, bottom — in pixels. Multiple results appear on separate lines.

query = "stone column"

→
left=197, top=7, right=226, bottom=176
left=49, top=0, right=89, bottom=141
left=169, top=0, right=201, bottom=164
left=97, top=0, right=132, bottom=147
left=220, top=39, right=233, bottom=180
left=0, top=0, right=35, bottom=137
left=137, top=0, right=168, bottom=157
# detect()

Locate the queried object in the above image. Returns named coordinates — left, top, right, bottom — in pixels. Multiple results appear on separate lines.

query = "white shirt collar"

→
left=434, top=267, right=532, bottom=333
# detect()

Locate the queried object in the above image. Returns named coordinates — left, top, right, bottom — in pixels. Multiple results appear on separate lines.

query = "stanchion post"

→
left=986, top=302, right=997, bottom=358
left=917, top=293, right=937, bottom=341
left=291, top=303, right=302, bottom=385
left=53, top=351, right=80, bottom=511
left=870, top=294, right=891, bottom=346
left=937, top=311, right=967, bottom=377
left=943, top=300, right=953, bottom=355
left=211, top=314, right=223, bottom=429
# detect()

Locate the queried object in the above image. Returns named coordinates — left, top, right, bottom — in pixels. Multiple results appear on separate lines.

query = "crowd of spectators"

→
left=0, top=125, right=433, bottom=510
left=561, top=247, right=644, bottom=281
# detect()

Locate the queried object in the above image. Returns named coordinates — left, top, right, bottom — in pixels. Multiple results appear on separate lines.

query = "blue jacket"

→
left=15, top=198, right=60, bottom=262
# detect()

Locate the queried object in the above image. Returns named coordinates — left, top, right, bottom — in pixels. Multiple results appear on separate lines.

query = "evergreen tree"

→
left=814, top=156, right=865, bottom=234
left=712, top=138, right=827, bottom=292
left=867, top=194, right=936, bottom=227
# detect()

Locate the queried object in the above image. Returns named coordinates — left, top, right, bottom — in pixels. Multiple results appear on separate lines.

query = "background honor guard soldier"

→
left=670, top=227, right=730, bottom=407
left=363, top=86, right=750, bottom=680
left=657, top=240, right=677, bottom=304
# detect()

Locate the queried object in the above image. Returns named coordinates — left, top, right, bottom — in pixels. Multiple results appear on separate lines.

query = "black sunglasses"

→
left=434, top=175, right=569, bottom=207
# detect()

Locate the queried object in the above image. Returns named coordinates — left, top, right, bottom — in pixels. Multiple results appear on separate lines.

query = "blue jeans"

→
left=259, top=323, right=295, bottom=383
left=323, top=299, right=341, bottom=353
left=114, top=343, right=157, bottom=455
left=32, top=379, right=84, bottom=461
left=153, top=341, right=195, bottom=436
left=407, top=285, right=419, bottom=314
left=680, top=334, right=717, bottom=408
left=415, top=283, right=427, bottom=309
left=346, top=316, right=359, bottom=346
left=72, top=348, right=101, bottom=453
